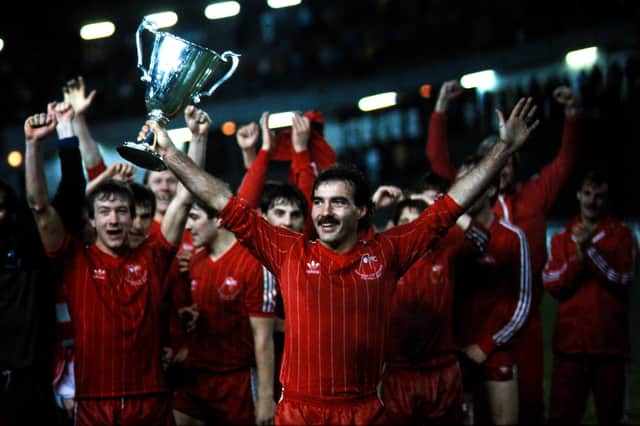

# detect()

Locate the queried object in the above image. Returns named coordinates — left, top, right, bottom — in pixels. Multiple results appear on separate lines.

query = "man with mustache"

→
left=149, top=98, right=539, bottom=425
left=543, top=171, right=636, bottom=424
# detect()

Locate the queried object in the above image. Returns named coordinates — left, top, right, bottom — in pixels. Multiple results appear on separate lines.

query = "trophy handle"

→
left=136, top=19, right=158, bottom=83
left=193, top=51, right=240, bottom=103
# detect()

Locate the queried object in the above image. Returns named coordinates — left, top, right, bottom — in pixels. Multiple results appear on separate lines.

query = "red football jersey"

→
left=47, top=233, right=177, bottom=398
left=385, top=223, right=488, bottom=366
left=185, top=242, right=276, bottom=372
left=219, top=194, right=462, bottom=399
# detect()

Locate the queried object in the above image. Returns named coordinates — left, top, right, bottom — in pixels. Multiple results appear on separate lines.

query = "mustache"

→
left=318, top=216, right=339, bottom=226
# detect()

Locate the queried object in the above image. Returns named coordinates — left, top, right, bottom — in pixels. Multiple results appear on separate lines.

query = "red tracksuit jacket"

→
left=543, top=216, right=637, bottom=357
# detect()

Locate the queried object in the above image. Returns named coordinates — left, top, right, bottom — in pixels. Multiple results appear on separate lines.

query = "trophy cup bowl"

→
left=117, top=19, right=240, bottom=171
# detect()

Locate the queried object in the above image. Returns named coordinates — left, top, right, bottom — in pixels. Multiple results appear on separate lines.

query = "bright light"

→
left=205, top=1, right=241, bottom=20
left=357, top=92, right=397, bottom=112
left=144, top=11, right=178, bottom=29
left=7, top=151, right=23, bottom=168
left=268, top=112, right=295, bottom=129
left=80, top=21, right=116, bottom=40
left=565, top=47, right=598, bottom=70
left=168, top=127, right=191, bottom=146
left=221, top=121, right=237, bottom=136
left=419, top=84, right=431, bottom=99
left=267, top=0, right=302, bottom=9
left=460, top=70, right=497, bottom=91
left=0, top=38, right=4, bottom=53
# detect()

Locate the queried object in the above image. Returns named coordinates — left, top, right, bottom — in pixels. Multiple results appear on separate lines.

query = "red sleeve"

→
left=86, top=158, right=107, bottom=182
left=543, top=230, right=584, bottom=297
left=290, top=149, right=316, bottom=239
left=245, top=263, right=277, bottom=318
left=519, top=114, right=580, bottom=214
left=425, top=112, right=457, bottom=181
left=586, top=223, right=637, bottom=287
left=478, top=223, right=532, bottom=355
left=219, top=196, right=301, bottom=278
left=237, top=149, right=271, bottom=208
left=383, top=194, right=463, bottom=275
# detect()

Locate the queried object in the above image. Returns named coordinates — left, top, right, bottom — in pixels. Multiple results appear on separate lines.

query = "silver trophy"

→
left=117, top=19, right=240, bottom=170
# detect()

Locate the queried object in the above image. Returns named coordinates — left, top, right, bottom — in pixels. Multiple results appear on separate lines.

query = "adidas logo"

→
left=306, top=260, right=320, bottom=274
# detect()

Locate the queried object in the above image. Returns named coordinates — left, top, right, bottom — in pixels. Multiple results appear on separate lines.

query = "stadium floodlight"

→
left=80, top=21, right=116, bottom=40
left=144, top=11, right=178, bottom=29
left=357, top=92, right=397, bottom=112
left=267, top=111, right=295, bottom=129
left=460, top=70, right=497, bottom=91
left=565, top=47, right=598, bottom=70
left=205, top=1, right=241, bottom=20
left=267, top=0, right=302, bottom=9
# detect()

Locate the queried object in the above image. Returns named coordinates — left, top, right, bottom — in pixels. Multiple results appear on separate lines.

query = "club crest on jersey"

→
left=123, top=263, right=148, bottom=286
left=92, top=268, right=107, bottom=281
left=355, top=253, right=383, bottom=280
left=191, top=279, right=198, bottom=292
left=430, top=264, right=444, bottom=285
left=218, top=276, right=240, bottom=300
left=305, top=260, right=320, bottom=275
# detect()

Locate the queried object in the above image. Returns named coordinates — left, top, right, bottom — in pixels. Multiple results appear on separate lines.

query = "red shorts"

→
left=75, top=394, right=174, bottom=426
left=172, top=368, right=255, bottom=425
left=379, top=358, right=464, bottom=425
left=275, top=391, right=383, bottom=425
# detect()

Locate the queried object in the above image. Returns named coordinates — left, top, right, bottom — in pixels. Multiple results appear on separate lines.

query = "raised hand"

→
left=372, top=185, right=404, bottom=209
left=236, top=122, right=260, bottom=151
left=496, top=97, right=540, bottom=153
left=435, top=80, right=464, bottom=113
left=143, top=121, right=176, bottom=156
left=24, top=107, right=57, bottom=142
left=62, top=76, right=97, bottom=116
left=259, top=112, right=275, bottom=152
left=53, top=101, right=75, bottom=139
left=553, top=86, right=577, bottom=115
left=291, top=112, right=311, bottom=153
left=106, top=162, right=136, bottom=182
left=184, top=105, right=210, bottom=137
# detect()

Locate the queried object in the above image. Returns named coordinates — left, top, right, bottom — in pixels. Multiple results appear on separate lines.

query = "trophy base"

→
left=117, top=142, right=167, bottom=171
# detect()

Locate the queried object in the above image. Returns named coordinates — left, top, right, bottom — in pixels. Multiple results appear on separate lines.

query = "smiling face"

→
left=264, top=198, right=305, bottom=232
left=90, top=194, right=132, bottom=256
left=146, top=170, right=178, bottom=217
left=311, top=180, right=365, bottom=253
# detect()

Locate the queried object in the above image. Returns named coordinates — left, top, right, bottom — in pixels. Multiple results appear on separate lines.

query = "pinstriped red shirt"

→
left=385, top=223, right=488, bottom=366
left=186, top=242, right=276, bottom=372
left=47, top=233, right=176, bottom=398
left=220, top=194, right=462, bottom=399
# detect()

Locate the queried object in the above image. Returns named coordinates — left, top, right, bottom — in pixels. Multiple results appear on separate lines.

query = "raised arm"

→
left=63, top=77, right=104, bottom=173
left=447, top=97, right=539, bottom=209
left=50, top=101, right=86, bottom=234
left=425, top=80, right=463, bottom=181
left=25, top=104, right=66, bottom=250
left=237, top=112, right=273, bottom=207
left=523, top=86, right=580, bottom=213
left=157, top=107, right=210, bottom=245
left=85, top=162, right=136, bottom=195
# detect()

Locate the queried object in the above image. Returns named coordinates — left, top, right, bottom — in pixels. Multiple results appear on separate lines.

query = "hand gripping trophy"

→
left=117, top=19, right=240, bottom=170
